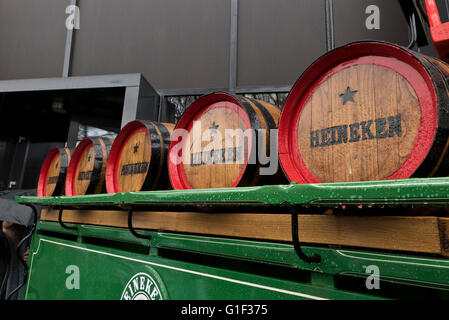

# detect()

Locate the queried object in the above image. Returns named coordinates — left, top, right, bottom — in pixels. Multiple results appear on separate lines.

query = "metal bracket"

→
left=58, top=207, right=78, bottom=230
left=289, top=205, right=321, bottom=264
left=127, top=206, right=152, bottom=241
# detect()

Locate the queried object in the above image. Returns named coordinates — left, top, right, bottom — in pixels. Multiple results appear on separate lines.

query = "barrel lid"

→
left=168, top=92, right=255, bottom=189
left=106, top=121, right=153, bottom=193
left=65, top=138, right=95, bottom=196
left=279, top=41, right=438, bottom=183
left=37, top=148, right=65, bottom=197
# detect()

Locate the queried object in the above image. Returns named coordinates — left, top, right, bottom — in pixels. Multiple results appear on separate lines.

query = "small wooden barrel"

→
left=168, top=92, right=282, bottom=189
left=279, top=41, right=449, bottom=183
left=37, top=148, right=71, bottom=197
left=65, top=137, right=114, bottom=196
left=105, top=121, right=174, bottom=193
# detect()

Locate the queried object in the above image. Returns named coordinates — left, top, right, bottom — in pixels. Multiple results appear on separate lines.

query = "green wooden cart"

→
left=14, top=177, right=449, bottom=300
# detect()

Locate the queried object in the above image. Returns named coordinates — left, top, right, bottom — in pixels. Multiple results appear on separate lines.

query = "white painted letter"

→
left=66, top=5, right=80, bottom=30
left=365, top=5, right=380, bottom=30
left=365, top=265, right=380, bottom=290
left=65, top=265, right=80, bottom=290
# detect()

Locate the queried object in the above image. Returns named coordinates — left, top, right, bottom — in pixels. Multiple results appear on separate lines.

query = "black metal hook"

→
left=58, top=207, right=77, bottom=230
left=127, top=206, right=152, bottom=241
left=289, top=205, right=321, bottom=264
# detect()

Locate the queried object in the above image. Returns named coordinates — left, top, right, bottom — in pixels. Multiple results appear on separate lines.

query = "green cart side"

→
left=15, top=178, right=449, bottom=300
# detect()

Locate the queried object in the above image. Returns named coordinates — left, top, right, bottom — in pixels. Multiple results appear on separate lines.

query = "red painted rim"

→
left=37, top=148, right=60, bottom=197
left=105, top=121, right=150, bottom=193
left=168, top=92, right=252, bottom=189
left=65, top=138, right=93, bottom=196
left=278, top=41, right=438, bottom=183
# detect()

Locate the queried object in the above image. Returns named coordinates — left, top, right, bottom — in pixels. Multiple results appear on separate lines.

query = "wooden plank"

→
left=41, top=209, right=449, bottom=257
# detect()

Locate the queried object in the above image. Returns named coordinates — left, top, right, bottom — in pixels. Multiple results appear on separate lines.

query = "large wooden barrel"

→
left=65, top=137, right=114, bottom=196
left=105, top=121, right=174, bottom=193
left=168, top=92, right=283, bottom=189
left=278, top=41, right=449, bottom=183
left=37, top=147, right=71, bottom=197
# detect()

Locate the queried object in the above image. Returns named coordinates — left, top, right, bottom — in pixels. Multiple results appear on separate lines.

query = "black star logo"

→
left=133, top=143, right=139, bottom=153
left=339, top=86, right=358, bottom=105
left=209, top=122, right=219, bottom=134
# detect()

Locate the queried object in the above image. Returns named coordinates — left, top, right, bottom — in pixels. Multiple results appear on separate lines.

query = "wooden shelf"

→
left=41, top=209, right=449, bottom=258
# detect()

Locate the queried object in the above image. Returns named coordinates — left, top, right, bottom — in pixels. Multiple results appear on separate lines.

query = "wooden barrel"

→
left=105, top=121, right=174, bottom=193
left=278, top=41, right=449, bottom=183
left=168, top=92, right=283, bottom=189
left=65, top=137, right=114, bottom=196
left=37, top=148, right=71, bottom=197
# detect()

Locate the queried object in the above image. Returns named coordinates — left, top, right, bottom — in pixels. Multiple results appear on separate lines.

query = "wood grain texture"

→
left=297, top=64, right=421, bottom=182
left=44, top=153, right=61, bottom=197
left=116, top=128, right=152, bottom=192
left=423, top=57, right=449, bottom=177
left=182, top=102, right=249, bottom=188
left=179, top=98, right=280, bottom=189
left=41, top=209, right=449, bottom=257
left=68, top=137, right=113, bottom=196
left=95, top=138, right=112, bottom=194
left=39, top=148, right=71, bottom=197
left=108, top=122, right=174, bottom=193
left=74, top=143, right=95, bottom=195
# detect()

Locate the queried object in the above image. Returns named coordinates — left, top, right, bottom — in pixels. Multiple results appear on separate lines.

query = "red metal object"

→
left=424, top=0, right=449, bottom=62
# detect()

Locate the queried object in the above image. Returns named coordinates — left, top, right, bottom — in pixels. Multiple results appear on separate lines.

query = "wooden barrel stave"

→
left=141, top=121, right=173, bottom=191
left=241, top=97, right=283, bottom=186
left=414, top=55, right=449, bottom=177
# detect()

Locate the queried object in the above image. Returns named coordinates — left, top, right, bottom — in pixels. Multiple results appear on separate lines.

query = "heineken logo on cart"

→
left=121, top=272, right=163, bottom=300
